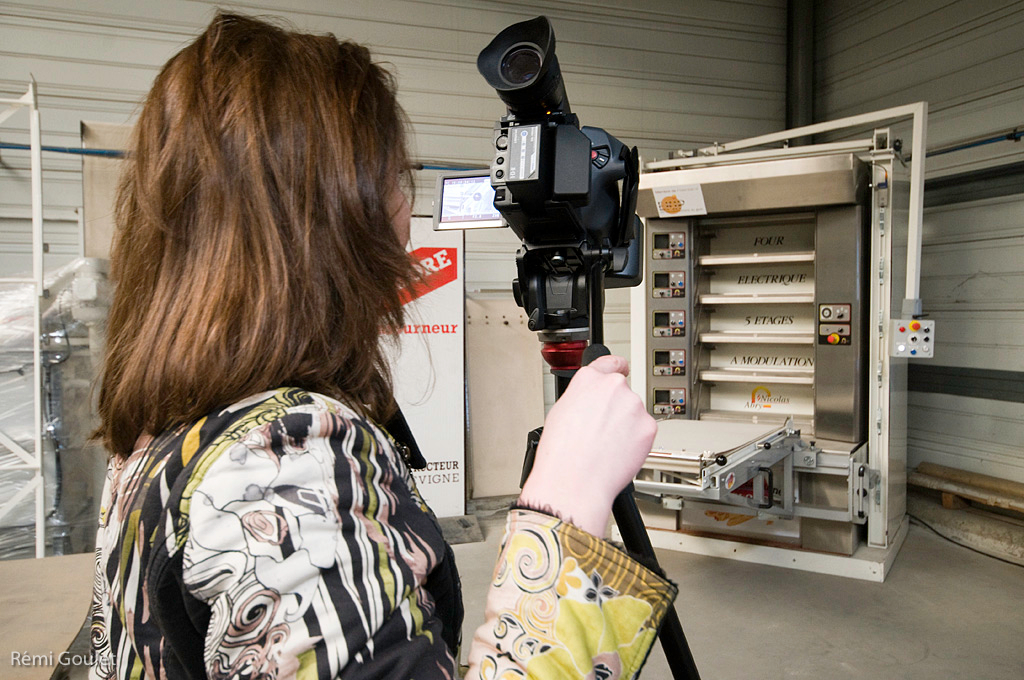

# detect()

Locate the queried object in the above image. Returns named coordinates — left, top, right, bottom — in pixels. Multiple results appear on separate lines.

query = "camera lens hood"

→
left=477, top=16, right=570, bottom=117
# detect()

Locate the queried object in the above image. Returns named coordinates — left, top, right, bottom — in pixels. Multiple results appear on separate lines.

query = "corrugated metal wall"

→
left=816, top=0, right=1024, bottom=176
left=816, top=0, right=1024, bottom=482
left=0, top=0, right=787, bottom=290
left=0, top=0, right=787, bottom=502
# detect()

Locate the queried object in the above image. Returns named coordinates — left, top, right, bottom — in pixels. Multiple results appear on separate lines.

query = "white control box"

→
left=890, top=319, right=935, bottom=358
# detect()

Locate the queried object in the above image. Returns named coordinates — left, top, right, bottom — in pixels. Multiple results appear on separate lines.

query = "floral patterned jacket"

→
left=90, top=388, right=677, bottom=679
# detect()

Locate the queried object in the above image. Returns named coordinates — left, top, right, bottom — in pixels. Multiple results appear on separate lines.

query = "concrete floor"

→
left=2, top=514, right=1022, bottom=679
left=454, top=513, right=1024, bottom=679
left=1, top=552, right=94, bottom=680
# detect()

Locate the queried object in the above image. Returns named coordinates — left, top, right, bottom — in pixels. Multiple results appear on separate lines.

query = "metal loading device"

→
left=639, top=420, right=803, bottom=514
left=635, top=420, right=870, bottom=526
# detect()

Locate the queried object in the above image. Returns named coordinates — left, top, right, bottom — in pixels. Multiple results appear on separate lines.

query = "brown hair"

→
left=97, top=12, right=418, bottom=457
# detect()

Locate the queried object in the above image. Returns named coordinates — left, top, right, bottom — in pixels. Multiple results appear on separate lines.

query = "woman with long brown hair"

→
left=91, top=13, right=676, bottom=680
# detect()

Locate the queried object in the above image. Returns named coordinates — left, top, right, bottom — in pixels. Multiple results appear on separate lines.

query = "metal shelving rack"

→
left=0, top=79, right=46, bottom=558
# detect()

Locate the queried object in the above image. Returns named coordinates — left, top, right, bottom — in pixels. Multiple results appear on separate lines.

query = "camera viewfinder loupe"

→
left=477, top=16, right=569, bottom=117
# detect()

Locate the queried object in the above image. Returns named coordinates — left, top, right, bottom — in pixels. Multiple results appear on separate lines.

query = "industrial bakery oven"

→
left=629, top=105, right=932, bottom=580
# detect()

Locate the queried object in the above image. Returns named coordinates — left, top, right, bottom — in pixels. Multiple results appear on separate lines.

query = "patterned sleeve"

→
left=466, top=509, right=678, bottom=680
left=180, top=406, right=456, bottom=679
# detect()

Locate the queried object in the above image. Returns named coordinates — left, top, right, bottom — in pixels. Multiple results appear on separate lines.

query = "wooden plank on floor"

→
left=917, top=462, right=1024, bottom=499
left=941, top=492, right=968, bottom=510
left=908, top=471, right=1024, bottom=514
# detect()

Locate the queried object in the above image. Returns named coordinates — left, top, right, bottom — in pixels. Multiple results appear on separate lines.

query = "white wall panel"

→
left=815, top=0, right=1024, bottom=176
left=1, top=0, right=787, bottom=279
left=913, top=194, right=1024, bottom=482
left=908, top=393, right=1024, bottom=484
left=817, top=1, right=1024, bottom=484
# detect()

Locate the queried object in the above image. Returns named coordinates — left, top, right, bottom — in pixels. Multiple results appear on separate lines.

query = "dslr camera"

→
left=476, top=16, right=642, bottom=344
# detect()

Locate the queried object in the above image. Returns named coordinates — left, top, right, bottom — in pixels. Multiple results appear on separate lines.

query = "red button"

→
left=899, top=326, right=906, bottom=332
left=910, top=321, right=921, bottom=331
left=828, top=333, right=840, bottom=344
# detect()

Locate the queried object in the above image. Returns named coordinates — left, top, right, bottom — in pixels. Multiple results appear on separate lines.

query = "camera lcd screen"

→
left=434, top=174, right=505, bottom=230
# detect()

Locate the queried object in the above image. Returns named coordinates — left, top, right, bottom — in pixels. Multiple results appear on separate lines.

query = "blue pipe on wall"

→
left=0, top=142, right=125, bottom=158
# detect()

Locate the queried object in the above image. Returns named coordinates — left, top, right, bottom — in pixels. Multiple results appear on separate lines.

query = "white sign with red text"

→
left=390, top=217, right=465, bottom=517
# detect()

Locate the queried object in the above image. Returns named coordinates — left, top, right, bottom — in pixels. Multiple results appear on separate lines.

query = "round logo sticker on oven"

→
left=725, top=472, right=737, bottom=490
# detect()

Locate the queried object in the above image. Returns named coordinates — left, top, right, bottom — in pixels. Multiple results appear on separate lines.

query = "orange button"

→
left=828, top=333, right=840, bottom=344
left=910, top=321, right=921, bottom=331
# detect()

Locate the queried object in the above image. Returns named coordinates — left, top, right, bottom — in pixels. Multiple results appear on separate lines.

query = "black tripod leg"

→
left=612, top=487, right=701, bottom=680
left=525, top=354, right=700, bottom=678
